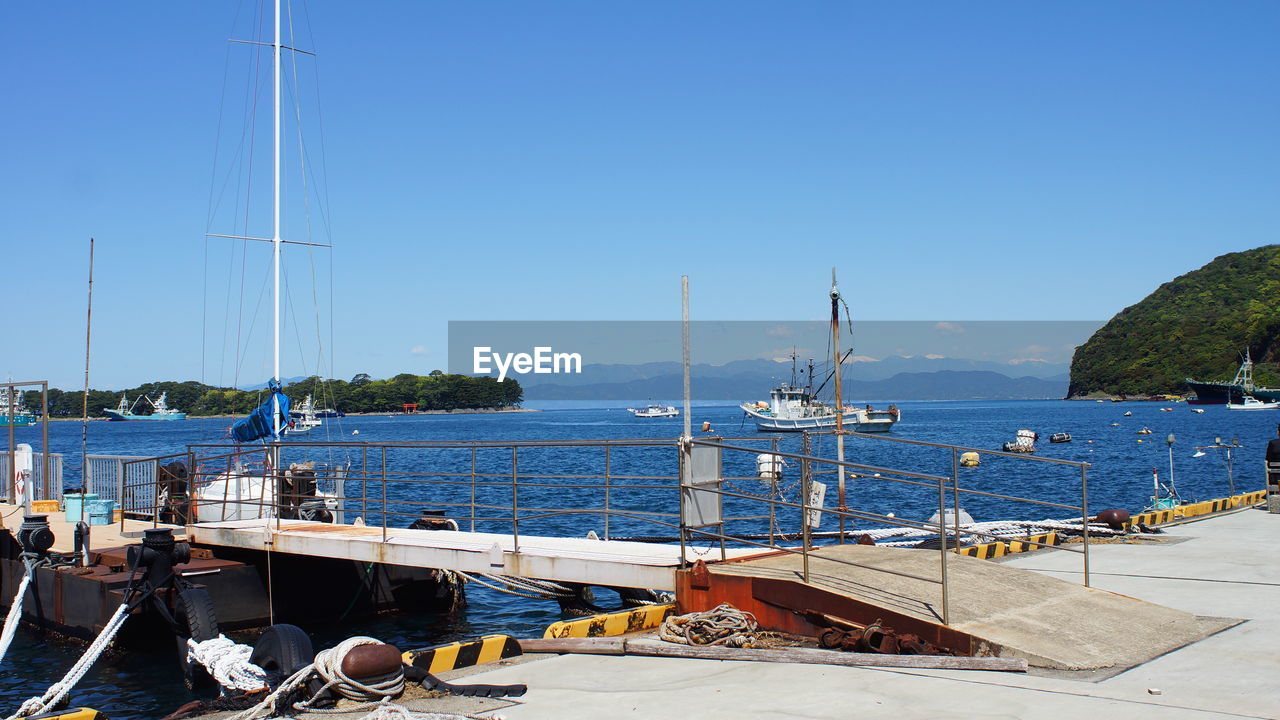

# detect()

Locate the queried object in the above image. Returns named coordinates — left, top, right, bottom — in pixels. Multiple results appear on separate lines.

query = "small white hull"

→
left=1227, top=400, right=1279, bottom=410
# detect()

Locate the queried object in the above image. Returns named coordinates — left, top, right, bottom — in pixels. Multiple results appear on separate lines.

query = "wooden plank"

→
left=517, top=636, right=1026, bottom=672
left=519, top=637, right=628, bottom=655
left=623, top=638, right=1027, bottom=672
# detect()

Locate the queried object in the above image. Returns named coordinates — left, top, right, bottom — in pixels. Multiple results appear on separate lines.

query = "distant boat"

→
left=1137, top=426, right=1153, bottom=434
left=1123, top=411, right=1132, bottom=416
left=0, top=388, right=34, bottom=427
left=1191, top=408, right=1205, bottom=414
left=628, top=403, right=678, bottom=418
left=103, top=392, right=186, bottom=421
left=1226, top=395, right=1280, bottom=411
left=286, top=394, right=324, bottom=434
left=1049, top=432, right=1072, bottom=443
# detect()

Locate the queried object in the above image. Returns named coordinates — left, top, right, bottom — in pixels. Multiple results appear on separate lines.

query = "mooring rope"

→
left=658, top=603, right=767, bottom=648
left=453, top=571, right=576, bottom=601
left=5, top=602, right=130, bottom=720
left=187, top=635, right=269, bottom=693
left=0, top=556, right=41, bottom=667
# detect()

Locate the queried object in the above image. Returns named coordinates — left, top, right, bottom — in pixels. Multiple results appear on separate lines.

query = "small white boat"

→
left=1191, top=408, right=1205, bottom=414
left=1226, top=395, right=1280, bottom=411
left=628, top=403, right=678, bottom=418
left=1123, top=411, right=1133, bottom=417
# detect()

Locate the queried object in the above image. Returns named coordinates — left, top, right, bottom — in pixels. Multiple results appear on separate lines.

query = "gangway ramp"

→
left=682, top=543, right=1237, bottom=670
left=188, top=519, right=763, bottom=591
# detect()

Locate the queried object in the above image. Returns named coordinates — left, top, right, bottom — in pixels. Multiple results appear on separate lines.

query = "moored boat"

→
left=1226, top=395, right=1279, bottom=411
left=1049, top=432, right=1071, bottom=443
left=0, top=388, right=34, bottom=427
left=102, top=391, right=186, bottom=421
left=741, top=384, right=898, bottom=432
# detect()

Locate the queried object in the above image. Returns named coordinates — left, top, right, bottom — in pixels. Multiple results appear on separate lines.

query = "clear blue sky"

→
left=2, top=1, right=1276, bottom=390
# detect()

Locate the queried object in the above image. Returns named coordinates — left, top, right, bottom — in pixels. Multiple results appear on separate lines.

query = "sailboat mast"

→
left=271, top=0, right=282, bottom=438
left=831, top=267, right=847, bottom=540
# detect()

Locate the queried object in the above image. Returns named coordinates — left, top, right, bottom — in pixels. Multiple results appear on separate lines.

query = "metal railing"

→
left=0, top=452, right=63, bottom=503
left=117, top=433, right=1091, bottom=626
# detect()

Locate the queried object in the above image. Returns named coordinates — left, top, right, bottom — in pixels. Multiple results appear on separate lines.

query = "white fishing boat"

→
left=628, top=403, right=678, bottom=418
left=286, top=394, right=324, bottom=434
left=1226, top=395, right=1280, bottom=411
left=741, top=385, right=898, bottom=432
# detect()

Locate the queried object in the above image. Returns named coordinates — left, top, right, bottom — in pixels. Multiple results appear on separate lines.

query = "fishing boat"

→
left=741, top=384, right=898, bottom=432
left=1226, top=395, right=1280, bottom=411
left=0, top=388, right=34, bottom=427
left=628, top=403, right=679, bottom=418
left=102, top=392, right=187, bottom=421
left=1049, top=432, right=1072, bottom=443
left=285, top=394, right=324, bottom=434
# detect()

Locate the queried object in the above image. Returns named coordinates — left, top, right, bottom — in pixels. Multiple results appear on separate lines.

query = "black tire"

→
left=176, top=587, right=221, bottom=691
left=251, top=623, right=315, bottom=682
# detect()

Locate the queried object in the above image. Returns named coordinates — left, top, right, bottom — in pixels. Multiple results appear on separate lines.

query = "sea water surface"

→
left=1, top=399, right=1274, bottom=718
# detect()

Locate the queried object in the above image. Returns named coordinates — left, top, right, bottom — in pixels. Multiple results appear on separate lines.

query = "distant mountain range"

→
left=517, top=356, right=1068, bottom=401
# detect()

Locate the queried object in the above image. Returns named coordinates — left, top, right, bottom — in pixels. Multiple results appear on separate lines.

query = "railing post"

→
left=603, top=445, right=611, bottom=540
left=116, top=458, right=125, bottom=519
left=469, top=445, right=478, bottom=533
left=1082, top=464, right=1090, bottom=588
left=677, top=443, right=688, bottom=566
left=511, top=446, right=520, bottom=554
left=951, top=447, right=961, bottom=555
left=361, top=445, right=368, bottom=521
left=381, top=446, right=388, bottom=543
left=801, top=432, right=811, bottom=584
left=937, top=477, right=950, bottom=626
left=768, top=436, right=778, bottom=547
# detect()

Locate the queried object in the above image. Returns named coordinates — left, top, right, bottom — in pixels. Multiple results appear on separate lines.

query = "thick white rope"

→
left=6, top=602, right=130, bottom=720
left=187, top=635, right=269, bottom=693
left=0, top=567, right=34, bottom=666
left=229, top=636, right=407, bottom=720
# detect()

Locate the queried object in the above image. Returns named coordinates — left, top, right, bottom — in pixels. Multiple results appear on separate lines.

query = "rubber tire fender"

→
left=250, top=623, right=316, bottom=684
left=176, top=587, right=220, bottom=691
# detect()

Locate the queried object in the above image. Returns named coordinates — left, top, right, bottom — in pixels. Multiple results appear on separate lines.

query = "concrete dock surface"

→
left=195, top=506, right=1280, bottom=720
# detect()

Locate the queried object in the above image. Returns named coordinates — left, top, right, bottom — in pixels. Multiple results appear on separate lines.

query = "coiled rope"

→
left=230, top=636, right=405, bottom=720
left=187, top=636, right=268, bottom=693
left=658, top=603, right=767, bottom=648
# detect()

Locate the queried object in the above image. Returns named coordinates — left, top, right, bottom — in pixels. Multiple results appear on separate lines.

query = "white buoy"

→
left=352, top=429, right=359, bottom=435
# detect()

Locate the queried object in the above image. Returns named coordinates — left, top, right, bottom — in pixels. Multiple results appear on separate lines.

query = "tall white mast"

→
left=272, top=0, right=282, bottom=438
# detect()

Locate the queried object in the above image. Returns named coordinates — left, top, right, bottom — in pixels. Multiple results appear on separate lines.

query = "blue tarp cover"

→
left=230, top=381, right=291, bottom=443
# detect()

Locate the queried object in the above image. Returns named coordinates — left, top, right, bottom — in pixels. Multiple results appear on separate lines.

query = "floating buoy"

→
left=701, top=421, right=711, bottom=432
left=352, top=430, right=360, bottom=435
left=959, top=451, right=980, bottom=467
left=1137, top=439, right=1143, bottom=443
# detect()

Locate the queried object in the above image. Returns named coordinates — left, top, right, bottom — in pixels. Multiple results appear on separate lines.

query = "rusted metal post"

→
left=1081, top=464, right=1091, bottom=588
left=511, top=446, right=520, bottom=554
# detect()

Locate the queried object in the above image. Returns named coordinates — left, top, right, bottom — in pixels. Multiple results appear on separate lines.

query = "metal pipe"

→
left=682, top=275, right=691, bottom=439
left=381, top=446, right=387, bottom=543
left=470, top=446, right=478, bottom=532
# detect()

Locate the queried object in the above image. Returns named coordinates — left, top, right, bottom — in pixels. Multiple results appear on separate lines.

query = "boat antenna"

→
left=806, top=358, right=814, bottom=394
left=81, top=237, right=94, bottom=513
left=790, top=348, right=798, bottom=388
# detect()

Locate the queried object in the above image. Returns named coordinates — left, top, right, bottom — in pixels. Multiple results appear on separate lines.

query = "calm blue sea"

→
left=1, top=399, right=1274, bottom=718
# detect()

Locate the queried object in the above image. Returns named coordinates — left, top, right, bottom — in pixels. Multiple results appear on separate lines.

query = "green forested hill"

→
left=1067, top=245, right=1280, bottom=397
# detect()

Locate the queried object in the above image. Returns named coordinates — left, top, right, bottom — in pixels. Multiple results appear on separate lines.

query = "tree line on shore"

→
left=21, top=372, right=523, bottom=418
